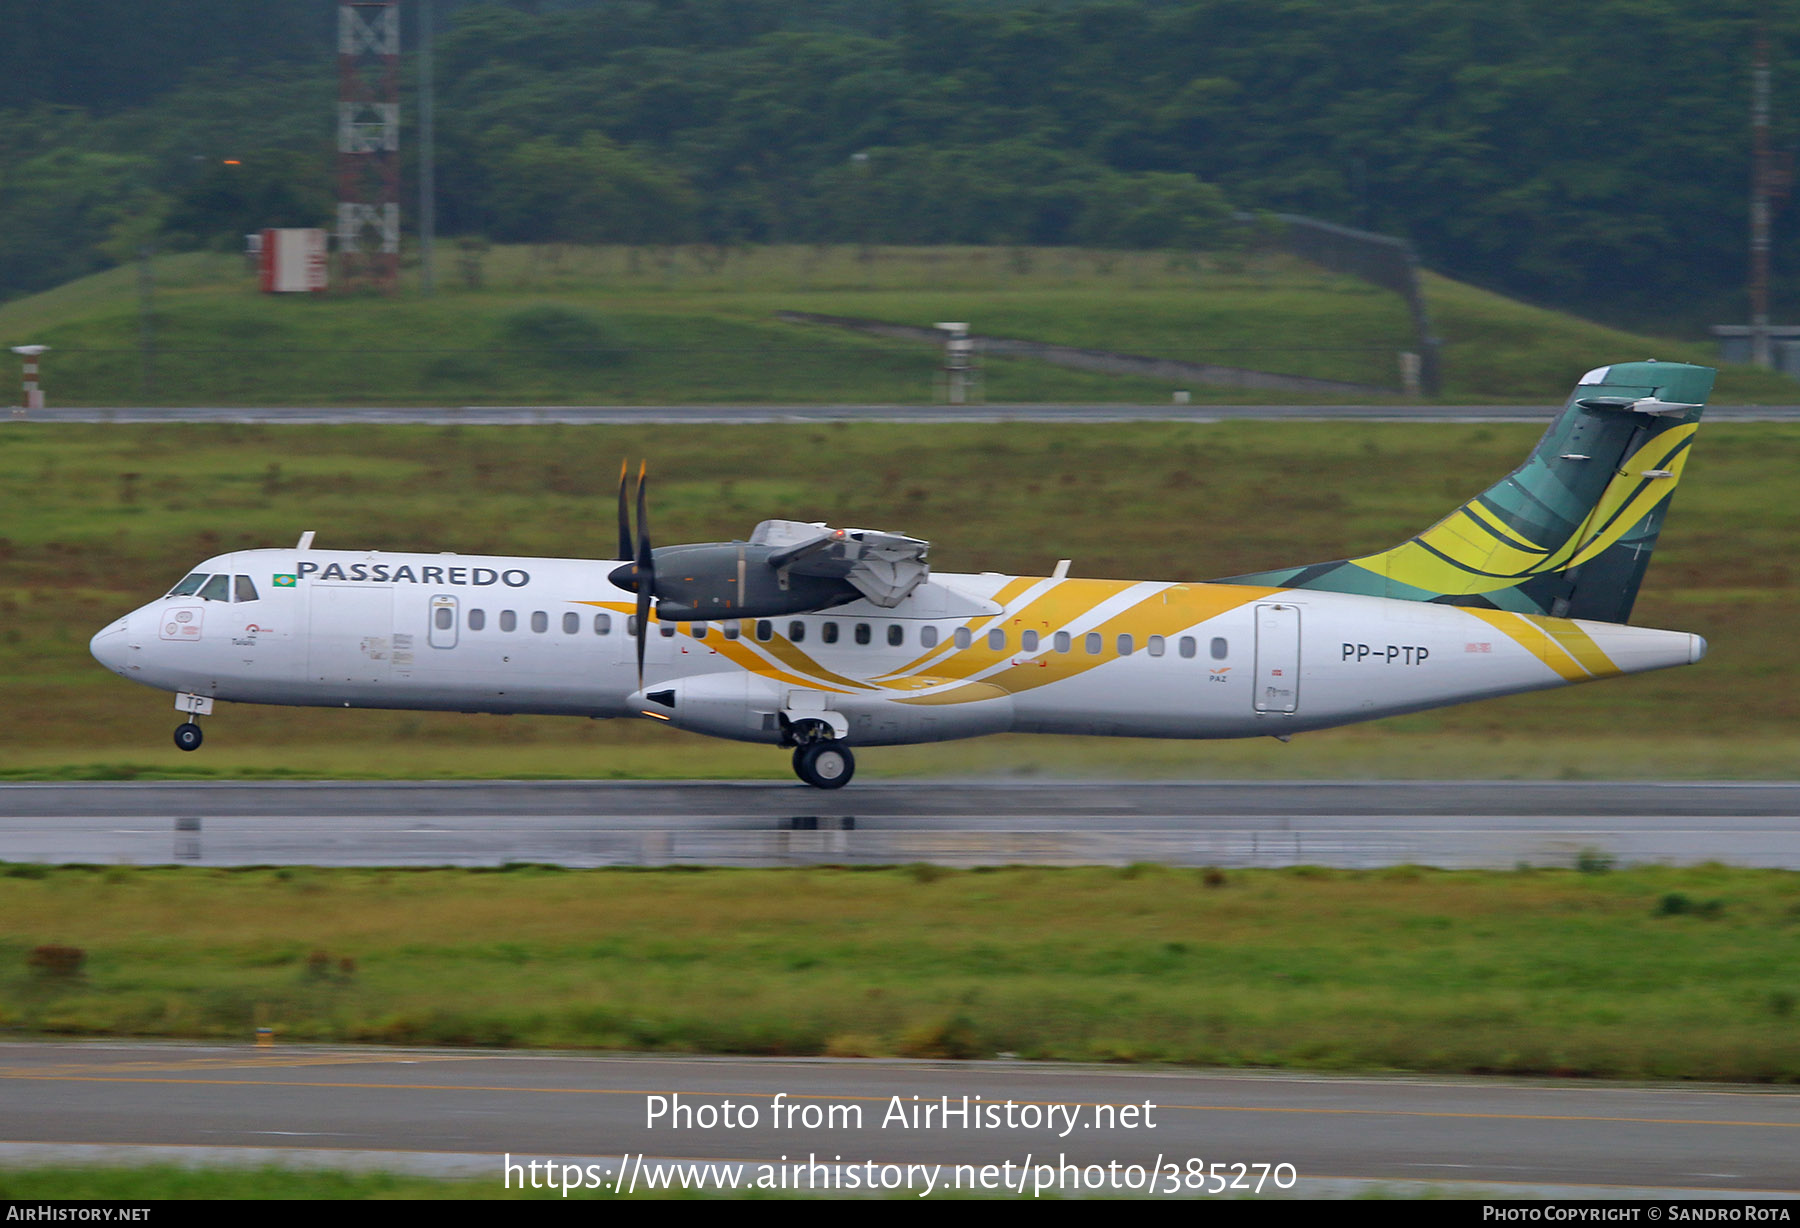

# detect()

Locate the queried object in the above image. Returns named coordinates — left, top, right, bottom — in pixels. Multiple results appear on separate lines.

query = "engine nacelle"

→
left=608, top=522, right=932, bottom=620
left=610, top=542, right=860, bottom=620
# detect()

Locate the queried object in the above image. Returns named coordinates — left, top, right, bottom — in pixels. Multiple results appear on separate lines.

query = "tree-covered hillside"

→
left=0, top=1, right=1792, bottom=332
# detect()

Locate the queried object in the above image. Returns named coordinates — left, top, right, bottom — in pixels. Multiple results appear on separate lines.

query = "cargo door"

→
left=307, top=585, right=395, bottom=686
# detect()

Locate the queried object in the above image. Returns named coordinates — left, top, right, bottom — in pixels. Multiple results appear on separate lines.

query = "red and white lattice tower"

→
left=337, top=1, right=400, bottom=292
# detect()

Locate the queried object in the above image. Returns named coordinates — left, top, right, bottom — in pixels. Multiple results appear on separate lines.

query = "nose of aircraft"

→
left=90, top=616, right=131, bottom=674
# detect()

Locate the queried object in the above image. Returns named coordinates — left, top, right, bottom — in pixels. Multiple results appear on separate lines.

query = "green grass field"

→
left=2, top=245, right=1795, bottom=405
left=1, top=420, right=1792, bottom=780
left=4, top=862, right=1799, bottom=1081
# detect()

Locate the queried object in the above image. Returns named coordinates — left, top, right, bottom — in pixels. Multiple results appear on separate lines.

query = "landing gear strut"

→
left=173, top=722, right=204, bottom=752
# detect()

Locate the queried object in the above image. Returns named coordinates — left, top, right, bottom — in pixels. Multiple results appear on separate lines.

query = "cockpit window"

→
left=197, top=574, right=231, bottom=602
left=234, top=576, right=259, bottom=602
left=168, top=573, right=208, bottom=597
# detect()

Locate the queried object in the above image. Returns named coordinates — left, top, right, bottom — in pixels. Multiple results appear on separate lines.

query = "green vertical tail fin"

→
left=1216, top=361, right=1714, bottom=624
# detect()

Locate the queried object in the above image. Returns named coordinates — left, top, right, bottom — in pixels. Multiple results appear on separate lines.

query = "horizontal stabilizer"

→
left=1576, top=395, right=1704, bottom=416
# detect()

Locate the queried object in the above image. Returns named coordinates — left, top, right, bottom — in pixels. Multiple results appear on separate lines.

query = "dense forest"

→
left=0, top=0, right=1794, bottom=328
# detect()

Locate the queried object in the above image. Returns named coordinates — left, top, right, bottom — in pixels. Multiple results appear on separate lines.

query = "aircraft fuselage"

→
left=89, top=547, right=1704, bottom=747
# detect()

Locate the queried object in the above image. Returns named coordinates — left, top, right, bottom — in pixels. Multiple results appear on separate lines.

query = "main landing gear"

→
left=793, top=740, right=854, bottom=789
left=785, top=718, right=855, bottom=789
left=173, top=721, right=204, bottom=752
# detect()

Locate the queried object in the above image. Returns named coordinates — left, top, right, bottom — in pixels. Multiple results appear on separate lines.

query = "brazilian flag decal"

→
left=273, top=574, right=298, bottom=587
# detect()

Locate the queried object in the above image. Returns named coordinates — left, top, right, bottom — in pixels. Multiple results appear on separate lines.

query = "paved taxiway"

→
left=15, top=403, right=1800, bottom=425
left=2, top=1043, right=1795, bottom=1197
left=2, top=780, right=1796, bottom=869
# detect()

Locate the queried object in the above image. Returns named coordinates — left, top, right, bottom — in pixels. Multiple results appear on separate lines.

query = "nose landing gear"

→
left=172, top=692, right=213, bottom=753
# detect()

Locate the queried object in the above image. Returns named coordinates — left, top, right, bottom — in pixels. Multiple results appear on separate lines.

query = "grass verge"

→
left=4, top=863, right=1799, bottom=1081
left=2, top=245, right=1794, bottom=404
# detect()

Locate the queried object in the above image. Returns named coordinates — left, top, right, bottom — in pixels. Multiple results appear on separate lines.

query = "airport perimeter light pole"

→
left=1753, top=18, right=1774, bottom=368
left=418, top=0, right=436, bottom=295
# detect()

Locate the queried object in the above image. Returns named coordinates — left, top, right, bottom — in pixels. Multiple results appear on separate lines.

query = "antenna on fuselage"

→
left=296, top=530, right=316, bottom=550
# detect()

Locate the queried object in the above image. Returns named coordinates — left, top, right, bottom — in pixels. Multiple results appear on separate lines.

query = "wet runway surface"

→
left=2, top=780, right=1796, bottom=869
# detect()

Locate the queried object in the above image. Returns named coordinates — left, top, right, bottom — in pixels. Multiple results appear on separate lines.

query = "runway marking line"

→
left=4, top=1073, right=1798, bottom=1131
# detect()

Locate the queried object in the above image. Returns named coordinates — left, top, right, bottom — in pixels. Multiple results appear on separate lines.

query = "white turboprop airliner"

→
left=91, top=362, right=1713, bottom=788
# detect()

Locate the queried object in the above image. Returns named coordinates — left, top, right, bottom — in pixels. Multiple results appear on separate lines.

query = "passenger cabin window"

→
left=234, top=576, right=259, bottom=603
left=1054, top=631, right=1071, bottom=653
left=1179, top=636, right=1197, bottom=659
left=887, top=624, right=904, bottom=647
left=723, top=623, right=740, bottom=640
left=659, top=623, right=676, bottom=638
left=953, top=627, right=972, bottom=649
left=1117, top=633, right=1134, bottom=656
left=756, top=620, right=773, bottom=642
left=594, top=613, right=611, bottom=635
left=469, top=608, right=486, bottom=631
left=563, top=612, right=580, bottom=635
left=821, top=622, right=839, bottom=644
left=692, top=624, right=707, bottom=639
left=435, top=607, right=454, bottom=631
left=1148, top=635, right=1165, bottom=657
left=789, top=620, right=806, bottom=643
left=987, top=628, right=1006, bottom=651
left=627, top=615, right=640, bottom=637
left=920, top=626, right=939, bottom=648
left=855, top=623, right=872, bottom=645
left=168, top=573, right=208, bottom=597
left=531, top=611, right=548, bottom=633
left=198, top=574, right=231, bottom=602
left=1211, top=636, right=1229, bottom=660
left=1084, top=632, right=1102, bottom=655
left=499, top=610, right=517, bottom=632
left=1022, top=629, right=1039, bottom=652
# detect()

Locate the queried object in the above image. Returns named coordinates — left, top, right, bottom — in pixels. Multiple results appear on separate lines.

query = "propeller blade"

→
left=616, top=459, right=632, bottom=561
left=634, top=463, right=653, bottom=691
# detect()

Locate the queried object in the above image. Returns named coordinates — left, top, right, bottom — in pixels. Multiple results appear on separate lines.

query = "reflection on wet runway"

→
left=3, top=780, right=1797, bottom=869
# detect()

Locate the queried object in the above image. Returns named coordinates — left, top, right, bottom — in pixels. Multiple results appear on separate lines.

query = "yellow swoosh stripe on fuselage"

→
left=1459, top=608, right=1621, bottom=683
left=876, top=577, right=1148, bottom=687
left=574, top=600, right=867, bottom=693
left=890, top=582, right=1277, bottom=703
left=874, top=575, right=1042, bottom=681
left=580, top=579, right=1276, bottom=704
